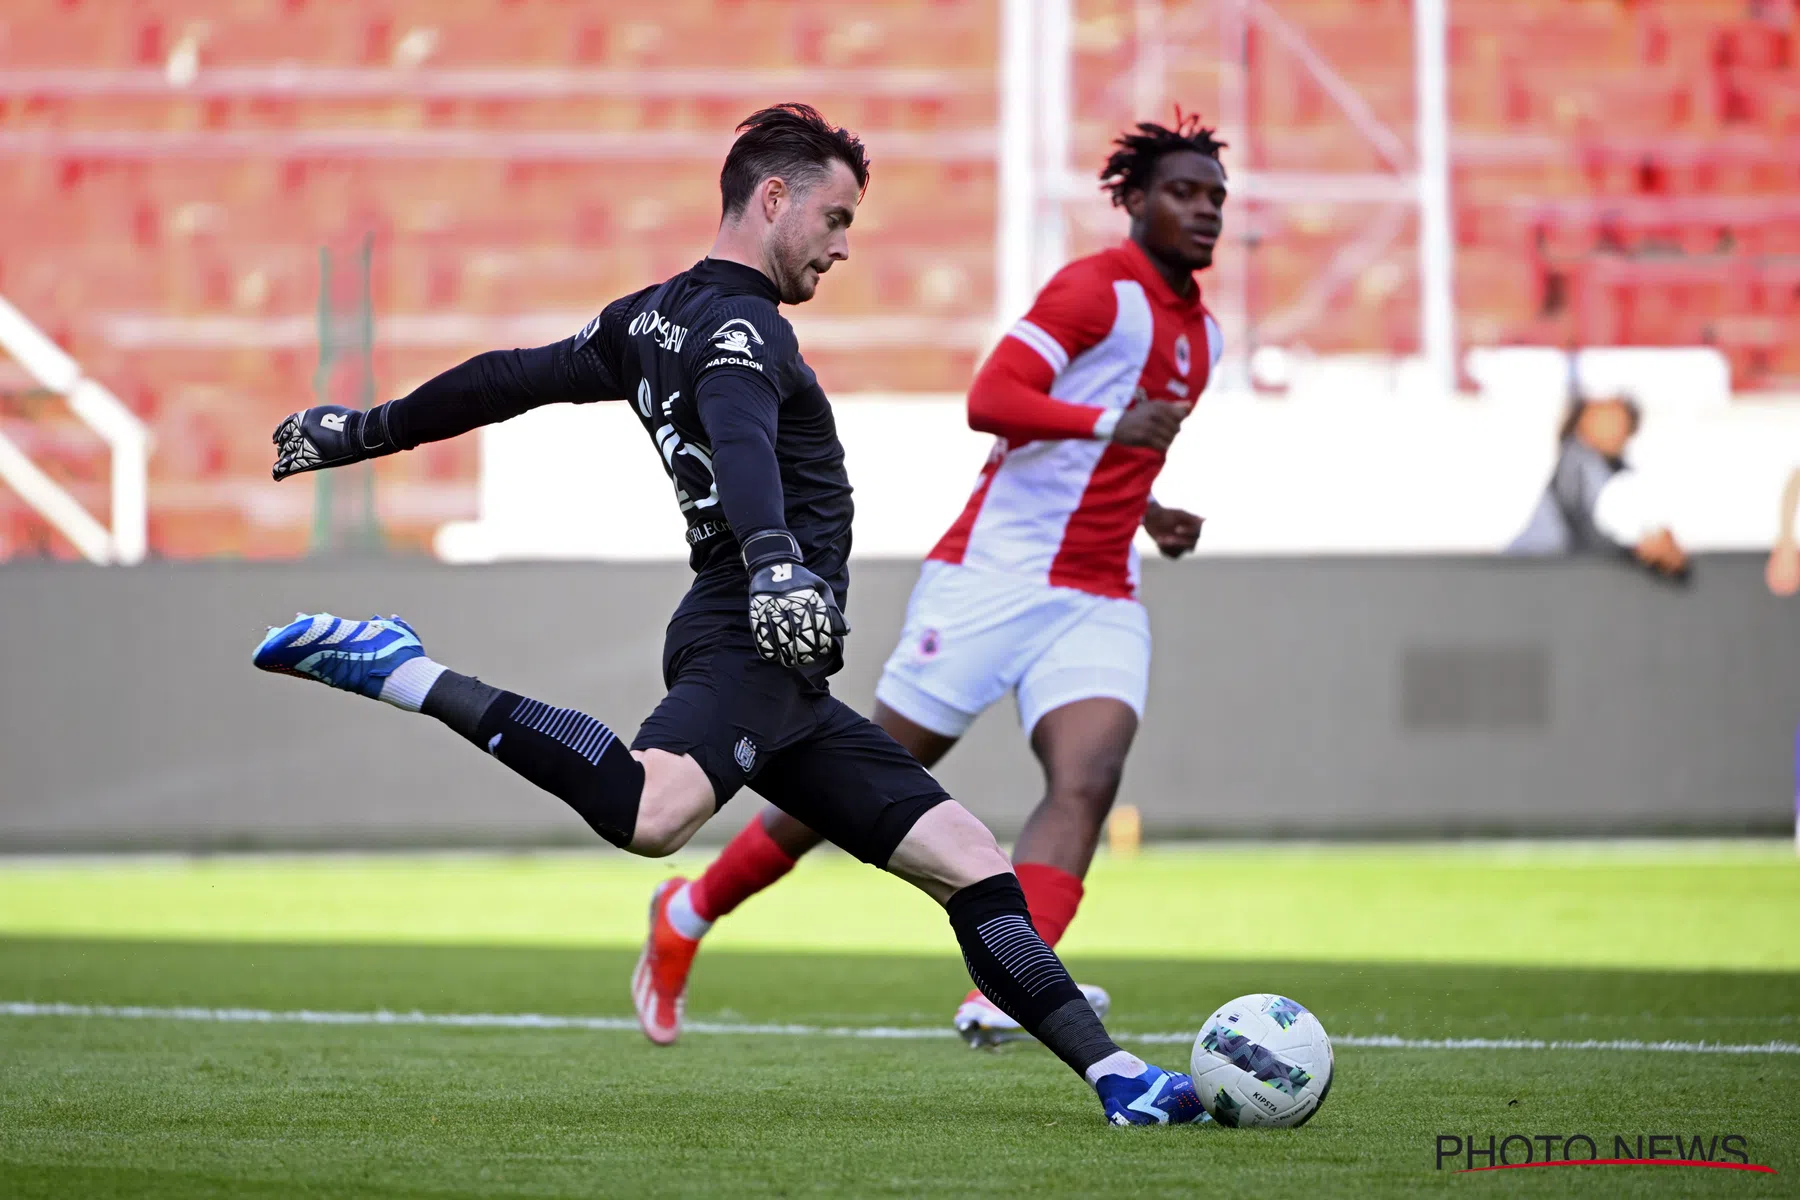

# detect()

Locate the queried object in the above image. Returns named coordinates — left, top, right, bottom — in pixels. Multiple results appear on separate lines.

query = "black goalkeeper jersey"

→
left=377, top=257, right=855, bottom=678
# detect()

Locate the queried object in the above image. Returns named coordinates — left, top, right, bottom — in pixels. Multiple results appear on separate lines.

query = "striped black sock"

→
left=421, top=673, right=644, bottom=849
left=945, top=873, right=1122, bottom=1077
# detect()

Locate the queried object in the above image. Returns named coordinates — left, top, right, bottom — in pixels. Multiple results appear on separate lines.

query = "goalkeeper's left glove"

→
left=271, top=404, right=397, bottom=481
left=742, top=530, right=849, bottom=669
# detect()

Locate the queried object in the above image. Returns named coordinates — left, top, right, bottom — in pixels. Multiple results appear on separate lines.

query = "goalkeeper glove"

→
left=742, top=530, right=849, bottom=669
left=271, top=404, right=397, bottom=481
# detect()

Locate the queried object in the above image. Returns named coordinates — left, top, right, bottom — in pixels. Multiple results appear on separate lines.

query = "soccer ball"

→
left=1189, top=993, right=1334, bottom=1128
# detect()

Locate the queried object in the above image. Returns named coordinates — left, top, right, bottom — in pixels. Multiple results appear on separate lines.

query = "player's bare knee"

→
left=627, top=750, right=714, bottom=857
left=944, top=812, right=1009, bottom=880
left=627, top=808, right=691, bottom=858
left=631, top=832, right=689, bottom=859
left=952, top=822, right=1012, bottom=879
left=886, top=801, right=1011, bottom=904
left=1046, top=756, right=1126, bottom=820
left=938, top=801, right=1005, bottom=854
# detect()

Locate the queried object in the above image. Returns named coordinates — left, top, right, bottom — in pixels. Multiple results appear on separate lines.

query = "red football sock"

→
left=1015, top=861, right=1085, bottom=948
left=688, top=815, right=799, bottom=922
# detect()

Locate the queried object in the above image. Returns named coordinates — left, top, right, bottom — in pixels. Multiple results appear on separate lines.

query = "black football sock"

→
left=945, top=873, right=1141, bottom=1082
left=420, top=672, right=645, bottom=848
left=419, top=669, right=505, bottom=741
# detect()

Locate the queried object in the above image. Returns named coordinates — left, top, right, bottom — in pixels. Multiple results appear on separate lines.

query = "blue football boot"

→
left=1096, top=1065, right=1211, bottom=1126
left=253, top=612, right=424, bottom=698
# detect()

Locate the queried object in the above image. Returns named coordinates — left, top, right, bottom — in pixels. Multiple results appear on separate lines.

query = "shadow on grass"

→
left=1, top=937, right=1795, bottom=1044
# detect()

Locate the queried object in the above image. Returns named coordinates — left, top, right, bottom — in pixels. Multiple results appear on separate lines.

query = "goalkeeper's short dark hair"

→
left=1098, top=113, right=1227, bottom=207
left=719, top=103, right=871, bottom=220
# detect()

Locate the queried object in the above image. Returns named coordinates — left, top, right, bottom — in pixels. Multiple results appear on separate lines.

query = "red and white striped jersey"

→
left=929, top=240, right=1223, bottom=599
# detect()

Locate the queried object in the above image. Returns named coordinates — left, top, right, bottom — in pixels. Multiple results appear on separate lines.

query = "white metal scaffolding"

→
left=0, top=295, right=150, bottom=563
left=998, top=0, right=1458, bottom=395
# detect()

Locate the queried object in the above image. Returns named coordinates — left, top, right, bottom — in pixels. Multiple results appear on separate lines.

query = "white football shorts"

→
left=874, top=561, right=1152, bottom=739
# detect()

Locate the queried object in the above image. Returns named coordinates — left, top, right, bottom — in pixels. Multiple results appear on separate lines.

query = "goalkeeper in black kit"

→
left=250, top=104, right=1206, bottom=1126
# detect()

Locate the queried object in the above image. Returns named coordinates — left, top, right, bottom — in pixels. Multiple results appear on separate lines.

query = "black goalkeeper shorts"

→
left=631, top=632, right=950, bottom=867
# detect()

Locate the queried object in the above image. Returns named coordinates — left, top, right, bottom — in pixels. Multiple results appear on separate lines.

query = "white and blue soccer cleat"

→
left=1096, top=1064, right=1210, bottom=1126
left=253, top=612, right=424, bottom=699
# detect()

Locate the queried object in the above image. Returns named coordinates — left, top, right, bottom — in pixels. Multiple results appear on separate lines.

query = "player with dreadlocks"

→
left=638, top=114, right=1229, bottom=1047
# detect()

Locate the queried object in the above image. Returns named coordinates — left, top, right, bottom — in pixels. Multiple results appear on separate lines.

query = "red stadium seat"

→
left=2, top=0, right=1795, bottom=557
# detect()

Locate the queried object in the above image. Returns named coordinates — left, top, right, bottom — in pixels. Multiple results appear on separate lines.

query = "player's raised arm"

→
left=270, top=304, right=630, bottom=481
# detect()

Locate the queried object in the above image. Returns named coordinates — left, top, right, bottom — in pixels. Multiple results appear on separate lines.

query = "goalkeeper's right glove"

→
left=270, top=404, right=397, bottom=481
left=742, top=530, right=849, bottom=669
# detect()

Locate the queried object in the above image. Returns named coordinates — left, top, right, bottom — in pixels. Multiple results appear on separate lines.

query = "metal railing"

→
left=0, top=295, right=150, bottom=563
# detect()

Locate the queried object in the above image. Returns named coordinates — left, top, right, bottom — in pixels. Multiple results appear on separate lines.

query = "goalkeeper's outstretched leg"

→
left=253, top=612, right=711, bottom=854
left=253, top=610, right=1206, bottom=1125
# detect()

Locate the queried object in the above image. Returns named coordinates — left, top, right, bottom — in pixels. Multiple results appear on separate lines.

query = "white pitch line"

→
left=1279, top=1034, right=1800, bottom=1056
left=4, top=1001, right=1799, bottom=1056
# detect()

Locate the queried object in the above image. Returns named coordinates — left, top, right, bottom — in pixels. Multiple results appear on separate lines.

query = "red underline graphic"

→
left=1459, top=1158, right=1776, bottom=1175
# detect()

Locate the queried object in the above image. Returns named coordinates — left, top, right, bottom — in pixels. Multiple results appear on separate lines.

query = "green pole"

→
left=356, top=231, right=381, bottom=551
left=310, top=245, right=335, bottom=553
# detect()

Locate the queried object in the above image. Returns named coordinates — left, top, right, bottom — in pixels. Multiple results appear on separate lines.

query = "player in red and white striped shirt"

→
left=636, top=116, right=1227, bottom=1046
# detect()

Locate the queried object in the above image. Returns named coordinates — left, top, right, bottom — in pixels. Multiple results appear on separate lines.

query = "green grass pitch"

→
left=0, top=843, right=1795, bottom=1197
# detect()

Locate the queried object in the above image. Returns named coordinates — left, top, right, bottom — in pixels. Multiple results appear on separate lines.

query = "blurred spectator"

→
left=1507, top=395, right=1689, bottom=578
left=1767, top=468, right=1800, bottom=597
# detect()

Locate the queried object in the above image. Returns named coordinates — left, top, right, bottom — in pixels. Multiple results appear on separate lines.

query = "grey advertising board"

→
left=0, top=556, right=1793, bottom=850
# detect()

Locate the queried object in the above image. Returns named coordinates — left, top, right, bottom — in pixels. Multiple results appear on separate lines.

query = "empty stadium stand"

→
left=0, top=0, right=1793, bottom=557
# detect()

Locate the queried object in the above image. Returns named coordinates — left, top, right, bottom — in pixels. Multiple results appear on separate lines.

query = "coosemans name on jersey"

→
left=628, top=308, right=688, bottom=352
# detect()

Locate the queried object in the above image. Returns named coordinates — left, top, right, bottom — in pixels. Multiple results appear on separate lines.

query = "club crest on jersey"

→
left=711, top=318, right=765, bottom=358
left=733, top=735, right=758, bottom=773
left=1174, top=333, right=1192, bottom=377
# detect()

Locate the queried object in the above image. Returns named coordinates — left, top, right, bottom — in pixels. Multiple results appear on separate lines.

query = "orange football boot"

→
left=632, top=877, right=701, bottom=1045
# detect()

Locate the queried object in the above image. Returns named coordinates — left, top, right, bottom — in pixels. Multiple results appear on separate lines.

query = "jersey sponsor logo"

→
left=627, top=308, right=688, bottom=352
left=733, top=735, right=758, bottom=773
left=710, top=317, right=765, bottom=357
left=1174, top=333, right=1192, bottom=377
left=703, top=355, right=764, bottom=373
